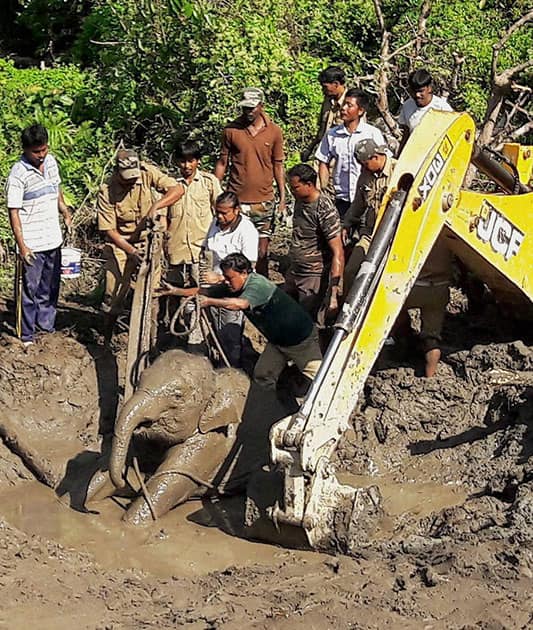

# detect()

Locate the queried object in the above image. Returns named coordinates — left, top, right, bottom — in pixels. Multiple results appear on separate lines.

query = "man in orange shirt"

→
left=215, top=87, right=286, bottom=277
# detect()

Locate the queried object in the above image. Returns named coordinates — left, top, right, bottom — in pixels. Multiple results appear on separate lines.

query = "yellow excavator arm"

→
left=263, top=111, right=532, bottom=550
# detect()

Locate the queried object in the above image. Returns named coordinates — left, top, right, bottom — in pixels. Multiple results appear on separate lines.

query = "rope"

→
left=199, top=312, right=231, bottom=368
left=132, top=456, right=158, bottom=522
left=169, top=293, right=231, bottom=368
left=149, top=467, right=214, bottom=489
left=169, top=294, right=200, bottom=337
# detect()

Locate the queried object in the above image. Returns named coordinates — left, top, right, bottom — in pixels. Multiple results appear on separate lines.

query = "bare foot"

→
left=424, top=348, right=441, bottom=377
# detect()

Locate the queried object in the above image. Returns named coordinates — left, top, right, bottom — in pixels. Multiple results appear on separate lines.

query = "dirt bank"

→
left=0, top=294, right=532, bottom=628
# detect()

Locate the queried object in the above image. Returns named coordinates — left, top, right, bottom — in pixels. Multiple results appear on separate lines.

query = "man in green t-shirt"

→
left=199, top=252, right=322, bottom=390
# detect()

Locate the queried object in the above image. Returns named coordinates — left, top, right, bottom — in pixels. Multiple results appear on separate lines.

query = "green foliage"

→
left=73, top=0, right=334, bottom=164
left=390, top=0, right=532, bottom=120
left=0, top=59, right=114, bottom=247
left=2, top=0, right=531, bottom=198
left=71, top=0, right=531, bottom=167
left=11, top=0, right=92, bottom=57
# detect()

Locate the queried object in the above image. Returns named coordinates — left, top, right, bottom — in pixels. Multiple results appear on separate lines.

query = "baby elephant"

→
left=86, top=349, right=249, bottom=526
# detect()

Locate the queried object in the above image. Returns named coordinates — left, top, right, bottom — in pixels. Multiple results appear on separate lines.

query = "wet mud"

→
left=0, top=296, right=532, bottom=628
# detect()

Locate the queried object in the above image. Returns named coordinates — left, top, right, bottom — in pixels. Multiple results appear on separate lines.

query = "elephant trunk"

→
left=110, top=389, right=161, bottom=488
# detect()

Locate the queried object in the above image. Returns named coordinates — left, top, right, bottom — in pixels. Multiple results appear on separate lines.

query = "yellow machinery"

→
left=253, top=111, right=532, bottom=550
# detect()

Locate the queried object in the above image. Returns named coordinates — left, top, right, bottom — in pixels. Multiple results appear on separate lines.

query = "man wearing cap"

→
left=315, top=89, right=385, bottom=219
left=97, top=149, right=184, bottom=314
left=342, top=138, right=396, bottom=291
left=343, top=138, right=452, bottom=378
left=215, top=87, right=286, bottom=277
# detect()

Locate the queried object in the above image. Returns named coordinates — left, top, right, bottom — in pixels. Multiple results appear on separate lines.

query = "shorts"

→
left=240, top=200, right=276, bottom=239
left=405, top=283, right=450, bottom=352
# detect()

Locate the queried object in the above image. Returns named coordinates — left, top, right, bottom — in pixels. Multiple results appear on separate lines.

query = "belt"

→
left=414, top=279, right=449, bottom=287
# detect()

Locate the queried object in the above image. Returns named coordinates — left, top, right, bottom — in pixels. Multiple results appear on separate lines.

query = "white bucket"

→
left=61, top=247, right=82, bottom=279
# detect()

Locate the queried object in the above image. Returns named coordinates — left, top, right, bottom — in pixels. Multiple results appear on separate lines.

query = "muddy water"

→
left=0, top=481, right=303, bottom=578
left=1, top=474, right=467, bottom=577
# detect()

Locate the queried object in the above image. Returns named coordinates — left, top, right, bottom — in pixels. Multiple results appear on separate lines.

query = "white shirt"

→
left=315, top=121, right=386, bottom=202
left=398, top=95, right=453, bottom=132
left=205, top=214, right=259, bottom=273
left=5, top=154, right=63, bottom=252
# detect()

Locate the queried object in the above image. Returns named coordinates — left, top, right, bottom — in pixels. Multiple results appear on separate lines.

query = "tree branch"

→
left=491, top=10, right=533, bottom=79
left=414, top=0, right=432, bottom=60
left=496, top=59, right=533, bottom=87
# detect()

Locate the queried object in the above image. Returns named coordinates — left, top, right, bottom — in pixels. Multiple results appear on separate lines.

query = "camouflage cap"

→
left=117, top=149, right=141, bottom=180
left=354, top=138, right=388, bottom=163
left=238, top=87, right=264, bottom=108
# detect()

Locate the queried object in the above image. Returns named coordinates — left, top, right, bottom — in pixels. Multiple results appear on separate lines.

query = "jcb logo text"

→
left=418, top=152, right=445, bottom=201
left=476, top=203, right=524, bottom=260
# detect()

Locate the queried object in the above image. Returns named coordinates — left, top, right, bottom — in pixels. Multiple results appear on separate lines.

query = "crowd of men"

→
left=5, top=66, right=455, bottom=396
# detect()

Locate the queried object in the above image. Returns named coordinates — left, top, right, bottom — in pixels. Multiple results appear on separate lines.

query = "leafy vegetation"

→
left=0, top=0, right=530, bottom=261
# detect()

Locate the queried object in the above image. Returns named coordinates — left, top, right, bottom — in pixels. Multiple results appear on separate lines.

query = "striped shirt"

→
left=6, top=154, right=63, bottom=252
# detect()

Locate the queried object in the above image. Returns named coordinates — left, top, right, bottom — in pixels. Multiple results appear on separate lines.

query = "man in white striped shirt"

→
left=6, top=124, right=72, bottom=345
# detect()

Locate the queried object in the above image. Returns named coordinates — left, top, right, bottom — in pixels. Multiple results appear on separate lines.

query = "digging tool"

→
left=246, top=111, right=533, bottom=551
left=15, top=255, right=23, bottom=338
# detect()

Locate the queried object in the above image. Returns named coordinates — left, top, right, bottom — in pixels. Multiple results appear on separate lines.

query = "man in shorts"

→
left=215, top=87, right=286, bottom=277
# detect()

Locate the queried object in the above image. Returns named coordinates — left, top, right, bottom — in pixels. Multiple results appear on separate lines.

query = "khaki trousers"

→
left=103, top=244, right=133, bottom=313
left=103, top=242, right=161, bottom=315
left=343, top=235, right=371, bottom=293
left=253, top=326, right=322, bottom=390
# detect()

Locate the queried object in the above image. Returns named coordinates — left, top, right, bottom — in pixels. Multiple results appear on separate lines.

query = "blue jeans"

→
left=20, top=247, right=61, bottom=342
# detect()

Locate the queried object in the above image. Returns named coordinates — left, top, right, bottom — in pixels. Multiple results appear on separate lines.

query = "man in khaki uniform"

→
left=342, top=138, right=395, bottom=290
left=343, top=139, right=452, bottom=377
left=166, top=141, right=221, bottom=288
left=301, top=66, right=347, bottom=163
left=97, top=149, right=184, bottom=313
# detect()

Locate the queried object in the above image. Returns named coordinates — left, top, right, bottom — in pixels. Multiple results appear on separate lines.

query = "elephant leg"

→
left=122, top=430, right=232, bottom=526
left=86, top=468, right=117, bottom=503
left=85, top=456, right=138, bottom=504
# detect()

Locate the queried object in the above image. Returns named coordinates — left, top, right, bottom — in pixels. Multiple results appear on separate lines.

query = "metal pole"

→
left=283, top=190, right=407, bottom=445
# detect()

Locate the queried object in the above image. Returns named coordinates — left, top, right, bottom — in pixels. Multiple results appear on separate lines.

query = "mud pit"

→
left=0, top=300, right=532, bottom=628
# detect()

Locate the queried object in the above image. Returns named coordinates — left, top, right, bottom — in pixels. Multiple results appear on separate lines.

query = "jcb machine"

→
left=249, top=111, right=532, bottom=550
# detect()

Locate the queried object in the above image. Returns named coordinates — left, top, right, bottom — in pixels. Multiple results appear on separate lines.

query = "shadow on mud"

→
left=409, top=386, right=533, bottom=464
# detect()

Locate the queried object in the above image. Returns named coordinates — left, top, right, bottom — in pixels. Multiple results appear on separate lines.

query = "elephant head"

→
left=110, top=350, right=249, bottom=488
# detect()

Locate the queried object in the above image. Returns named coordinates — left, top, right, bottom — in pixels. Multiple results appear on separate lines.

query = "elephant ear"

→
left=199, top=368, right=250, bottom=433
